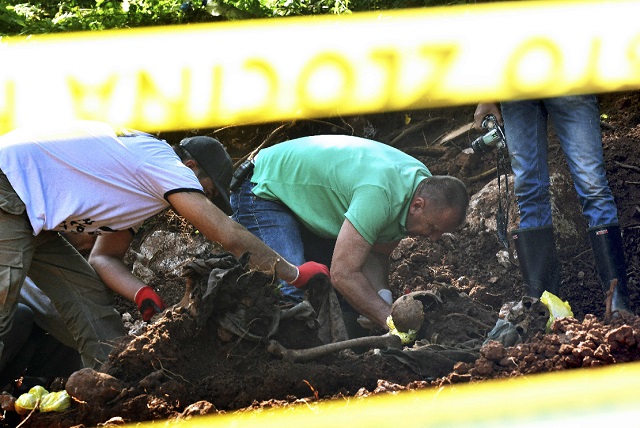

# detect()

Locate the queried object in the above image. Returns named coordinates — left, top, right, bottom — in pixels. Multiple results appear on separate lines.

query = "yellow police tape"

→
left=2, top=2, right=638, bottom=424
left=131, top=360, right=640, bottom=427
left=1, top=0, right=640, bottom=134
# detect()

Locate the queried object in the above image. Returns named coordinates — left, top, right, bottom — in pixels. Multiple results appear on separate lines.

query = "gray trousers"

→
left=0, top=171, right=125, bottom=370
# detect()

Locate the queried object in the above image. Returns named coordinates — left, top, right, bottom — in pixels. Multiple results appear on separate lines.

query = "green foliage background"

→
left=1, top=0, right=471, bottom=36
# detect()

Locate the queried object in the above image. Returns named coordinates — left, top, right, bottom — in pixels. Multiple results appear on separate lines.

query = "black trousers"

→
left=0, top=304, right=82, bottom=390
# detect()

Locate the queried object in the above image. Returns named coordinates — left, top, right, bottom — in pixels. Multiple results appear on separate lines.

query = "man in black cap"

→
left=0, top=120, right=328, bottom=372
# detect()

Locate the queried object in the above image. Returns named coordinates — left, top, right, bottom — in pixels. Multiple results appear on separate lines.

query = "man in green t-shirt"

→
left=231, top=135, right=469, bottom=336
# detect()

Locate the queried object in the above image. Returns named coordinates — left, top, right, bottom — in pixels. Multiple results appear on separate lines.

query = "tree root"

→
left=386, top=117, right=447, bottom=147
left=468, top=167, right=497, bottom=183
left=267, top=334, right=402, bottom=363
left=615, top=161, right=640, bottom=173
left=444, top=312, right=493, bottom=330
left=402, top=146, right=448, bottom=157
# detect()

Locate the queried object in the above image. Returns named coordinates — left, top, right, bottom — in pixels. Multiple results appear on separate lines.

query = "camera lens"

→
left=471, top=129, right=502, bottom=154
left=471, top=138, right=488, bottom=154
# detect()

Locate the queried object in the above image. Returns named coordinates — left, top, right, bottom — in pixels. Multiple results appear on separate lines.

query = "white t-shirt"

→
left=0, top=121, right=203, bottom=235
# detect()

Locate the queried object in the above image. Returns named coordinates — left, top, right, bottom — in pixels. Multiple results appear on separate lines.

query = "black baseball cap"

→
left=179, top=136, right=233, bottom=215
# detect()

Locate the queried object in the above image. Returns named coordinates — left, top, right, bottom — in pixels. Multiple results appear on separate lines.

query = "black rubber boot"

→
left=511, top=226, right=561, bottom=298
left=588, top=224, right=633, bottom=315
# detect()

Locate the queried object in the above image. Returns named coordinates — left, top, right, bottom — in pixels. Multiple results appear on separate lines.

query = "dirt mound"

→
left=437, top=312, right=640, bottom=386
left=5, top=91, right=640, bottom=427
left=22, top=254, right=424, bottom=427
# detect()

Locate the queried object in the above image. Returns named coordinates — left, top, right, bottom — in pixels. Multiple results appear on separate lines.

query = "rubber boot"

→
left=588, top=224, right=633, bottom=315
left=511, top=226, right=561, bottom=298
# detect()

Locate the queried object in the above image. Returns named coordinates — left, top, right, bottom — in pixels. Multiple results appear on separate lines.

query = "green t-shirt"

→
left=251, top=135, right=431, bottom=245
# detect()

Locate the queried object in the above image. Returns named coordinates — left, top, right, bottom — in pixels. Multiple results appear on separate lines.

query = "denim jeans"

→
left=501, top=95, right=618, bottom=229
left=231, top=178, right=322, bottom=303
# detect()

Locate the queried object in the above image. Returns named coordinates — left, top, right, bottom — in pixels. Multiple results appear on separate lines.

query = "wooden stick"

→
left=604, top=278, right=617, bottom=322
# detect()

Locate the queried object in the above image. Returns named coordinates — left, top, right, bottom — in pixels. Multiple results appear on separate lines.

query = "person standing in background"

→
left=474, top=95, right=633, bottom=316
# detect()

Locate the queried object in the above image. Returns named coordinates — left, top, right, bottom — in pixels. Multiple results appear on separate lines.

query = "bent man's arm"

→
left=364, top=241, right=399, bottom=293
left=90, top=230, right=142, bottom=301
left=168, top=191, right=300, bottom=283
left=91, top=230, right=167, bottom=321
left=331, top=219, right=393, bottom=329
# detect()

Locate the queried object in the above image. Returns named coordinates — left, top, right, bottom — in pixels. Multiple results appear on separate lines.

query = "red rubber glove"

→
left=134, top=286, right=166, bottom=322
left=290, top=261, right=330, bottom=288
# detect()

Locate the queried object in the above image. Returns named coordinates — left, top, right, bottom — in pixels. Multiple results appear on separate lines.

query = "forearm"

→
left=169, top=192, right=299, bottom=284
left=332, top=270, right=391, bottom=329
left=89, top=254, right=145, bottom=301
left=362, top=252, right=390, bottom=292
left=220, top=221, right=298, bottom=282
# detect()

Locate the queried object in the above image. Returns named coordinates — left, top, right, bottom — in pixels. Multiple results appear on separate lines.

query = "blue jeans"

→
left=501, top=95, right=618, bottom=229
left=231, top=178, right=309, bottom=303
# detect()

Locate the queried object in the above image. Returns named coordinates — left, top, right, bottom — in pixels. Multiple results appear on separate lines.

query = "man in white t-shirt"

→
left=0, top=121, right=328, bottom=371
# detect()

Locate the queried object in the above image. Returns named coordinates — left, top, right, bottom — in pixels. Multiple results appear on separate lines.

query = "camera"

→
left=471, top=114, right=506, bottom=154
left=229, top=159, right=254, bottom=193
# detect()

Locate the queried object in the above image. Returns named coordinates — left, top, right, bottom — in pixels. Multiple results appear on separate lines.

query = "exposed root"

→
left=402, top=147, right=449, bottom=157
left=445, top=313, right=493, bottom=330
left=615, top=161, right=640, bottom=173
left=15, top=400, right=39, bottom=428
left=151, top=359, right=194, bottom=386
left=468, top=167, right=497, bottom=183
left=387, top=117, right=446, bottom=147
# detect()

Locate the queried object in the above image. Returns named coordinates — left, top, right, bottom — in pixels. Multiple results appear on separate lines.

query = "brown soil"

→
left=6, top=90, right=640, bottom=428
